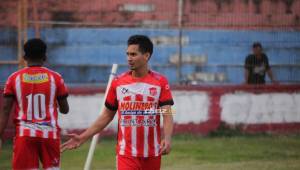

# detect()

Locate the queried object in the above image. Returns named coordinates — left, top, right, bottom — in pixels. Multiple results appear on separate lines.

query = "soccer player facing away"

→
left=0, top=38, right=69, bottom=169
left=61, top=35, right=174, bottom=170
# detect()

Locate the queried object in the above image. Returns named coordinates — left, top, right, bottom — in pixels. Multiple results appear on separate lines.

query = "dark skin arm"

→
left=57, top=97, right=69, bottom=114
left=0, top=96, right=14, bottom=149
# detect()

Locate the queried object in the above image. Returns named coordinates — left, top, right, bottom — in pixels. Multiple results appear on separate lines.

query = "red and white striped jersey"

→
left=3, top=66, right=68, bottom=139
left=105, top=70, right=174, bottom=157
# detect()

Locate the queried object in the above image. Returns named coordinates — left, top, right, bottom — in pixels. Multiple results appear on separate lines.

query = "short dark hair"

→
left=127, top=35, right=153, bottom=57
left=252, top=42, right=262, bottom=49
left=24, top=38, right=47, bottom=60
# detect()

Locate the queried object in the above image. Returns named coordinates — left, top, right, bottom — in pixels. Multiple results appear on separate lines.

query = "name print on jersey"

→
left=23, top=73, right=49, bottom=83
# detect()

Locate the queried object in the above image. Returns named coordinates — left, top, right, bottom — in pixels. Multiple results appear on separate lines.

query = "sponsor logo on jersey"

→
left=119, top=101, right=158, bottom=111
left=120, top=118, right=157, bottom=127
left=121, top=87, right=129, bottom=94
left=149, top=87, right=157, bottom=96
left=22, top=73, right=49, bottom=83
left=121, top=110, right=157, bottom=115
left=165, top=84, right=170, bottom=90
left=22, top=121, right=53, bottom=131
left=119, top=101, right=159, bottom=115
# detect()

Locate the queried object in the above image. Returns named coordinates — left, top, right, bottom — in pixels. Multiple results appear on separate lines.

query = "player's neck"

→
left=26, top=61, right=44, bottom=67
left=132, top=66, right=149, bottom=78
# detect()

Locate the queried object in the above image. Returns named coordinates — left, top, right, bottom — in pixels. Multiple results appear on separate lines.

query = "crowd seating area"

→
left=0, top=28, right=299, bottom=84
left=0, top=0, right=299, bottom=84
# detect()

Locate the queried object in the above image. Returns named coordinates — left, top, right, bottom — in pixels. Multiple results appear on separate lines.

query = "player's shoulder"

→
left=117, top=71, right=130, bottom=78
left=6, top=68, right=27, bottom=80
left=149, top=70, right=170, bottom=86
left=149, top=70, right=168, bottom=81
left=114, top=71, right=131, bottom=81
left=41, top=67, right=63, bottom=78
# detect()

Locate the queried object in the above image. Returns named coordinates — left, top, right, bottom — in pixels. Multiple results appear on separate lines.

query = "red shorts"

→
left=117, top=155, right=161, bottom=170
left=12, top=136, right=60, bottom=170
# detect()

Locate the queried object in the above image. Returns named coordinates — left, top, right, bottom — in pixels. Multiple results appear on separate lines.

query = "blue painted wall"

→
left=0, top=28, right=299, bottom=84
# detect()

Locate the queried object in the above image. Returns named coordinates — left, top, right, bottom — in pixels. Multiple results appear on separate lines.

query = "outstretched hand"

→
left=60, top=133, right=83, bottom=153
left=160, top=138, right=171, bottom=155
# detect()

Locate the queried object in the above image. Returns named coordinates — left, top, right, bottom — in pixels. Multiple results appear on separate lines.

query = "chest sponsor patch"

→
left=119, top=101, right=158, bottom=115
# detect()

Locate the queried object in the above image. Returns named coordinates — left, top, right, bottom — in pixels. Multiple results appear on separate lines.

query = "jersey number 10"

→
left=26, top=93, right=46, bottom=120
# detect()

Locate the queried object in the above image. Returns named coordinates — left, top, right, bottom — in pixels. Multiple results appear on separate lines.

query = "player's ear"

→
left=145, top=52, right=150, bottom=61
left=23, top=55, right=28, bottom=61
left=43, top=55, right=47, bottom=61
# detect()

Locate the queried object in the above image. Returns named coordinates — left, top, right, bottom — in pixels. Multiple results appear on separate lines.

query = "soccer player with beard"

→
left=61, top=35, right=174, bottom=170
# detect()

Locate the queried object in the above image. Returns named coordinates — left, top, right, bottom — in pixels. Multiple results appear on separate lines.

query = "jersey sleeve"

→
left=105, top=78, right=118, bottom=111
left=3, top=75, right=15, bottom=97
left=159, top=77, right=174, bottom=107
left=56, top=74, right=68, bottom=100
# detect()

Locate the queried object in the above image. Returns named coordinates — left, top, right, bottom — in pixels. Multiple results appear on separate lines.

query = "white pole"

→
left=177, top=0, right=183, bottom=83
left=83, top=64, right=118, bottom=170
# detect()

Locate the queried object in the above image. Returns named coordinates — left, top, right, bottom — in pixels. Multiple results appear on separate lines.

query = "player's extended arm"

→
left=57, top=97, right=69, bottom=114
left=0, top=97, right=14, bottom=147
left=60, top=107, right=116, bottom=152
left=160, top=105, right=173, bottom=155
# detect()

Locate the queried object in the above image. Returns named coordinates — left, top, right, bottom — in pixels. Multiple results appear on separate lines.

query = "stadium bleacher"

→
left=0, top=0, right=299, bottom=84
left=1, top=28, right=299, bottom=84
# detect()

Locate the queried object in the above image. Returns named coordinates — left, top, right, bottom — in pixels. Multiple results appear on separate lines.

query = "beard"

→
left=129, top=65, right=136, bottom=70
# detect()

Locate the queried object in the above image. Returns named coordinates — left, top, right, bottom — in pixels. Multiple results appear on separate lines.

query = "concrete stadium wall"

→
left=61, top=85, right=300, bottom=134
left=221, top=93, right=300, bottom=124
left=1, top=84, right=300, bottom=139
left=58, top=91, right=211, bottom=130
left=1, top=28, right=300, bottom=84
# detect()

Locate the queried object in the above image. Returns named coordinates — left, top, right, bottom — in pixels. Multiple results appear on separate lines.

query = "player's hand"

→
left=160, top=138, right=171, bottom=155
left=60, top=133, right=83, bottom=153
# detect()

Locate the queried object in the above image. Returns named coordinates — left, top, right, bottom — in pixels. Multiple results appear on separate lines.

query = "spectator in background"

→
left=244, top=42, right=276, bottom=84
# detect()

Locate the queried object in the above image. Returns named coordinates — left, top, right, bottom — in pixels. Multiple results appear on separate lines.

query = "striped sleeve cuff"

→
left=105, top=101, right=118, bottom=111
left=57, top=94, right=69, bottom=100
left=159, top=99, right=174, bottom=107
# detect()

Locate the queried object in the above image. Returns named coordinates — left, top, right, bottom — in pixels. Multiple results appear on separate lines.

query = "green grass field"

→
left=1, top=134, right=300, bottom=170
